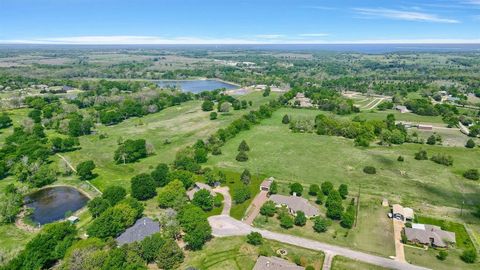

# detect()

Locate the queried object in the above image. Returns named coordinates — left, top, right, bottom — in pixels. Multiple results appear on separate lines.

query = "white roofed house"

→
left=269, top=194, right=320, bottom=218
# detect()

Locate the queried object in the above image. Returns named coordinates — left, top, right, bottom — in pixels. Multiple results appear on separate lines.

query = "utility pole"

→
left=460, top=200, right=464, bottom=217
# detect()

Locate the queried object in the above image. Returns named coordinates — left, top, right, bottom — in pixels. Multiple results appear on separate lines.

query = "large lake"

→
left=156, top=79, right=238, bottom=93
left=25, top=186, right=89, bottom=225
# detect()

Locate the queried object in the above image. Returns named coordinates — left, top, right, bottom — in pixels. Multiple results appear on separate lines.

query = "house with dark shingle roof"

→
left=404, top=224, right=456, bottom=248
left=116, top=217, right=160, bottom=245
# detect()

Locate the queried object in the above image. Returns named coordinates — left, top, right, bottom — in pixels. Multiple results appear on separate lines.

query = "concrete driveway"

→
left=213, top=186, right=231, bottom=216
left=208, top=215, right=430, bottom=270
left=393, top=219, right=406, bottom=262
left=243, top=190, right=268, bottom=225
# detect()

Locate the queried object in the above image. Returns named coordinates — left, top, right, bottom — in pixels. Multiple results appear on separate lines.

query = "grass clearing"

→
left=181, top=236, right=324, bottom=270
left=59, top=92, right=277, bottom=191
left=0, top=224, right=34, bottom=264
left=405, top=245, right=480, bottom=270
left=331, top=255, right=390, bottom=270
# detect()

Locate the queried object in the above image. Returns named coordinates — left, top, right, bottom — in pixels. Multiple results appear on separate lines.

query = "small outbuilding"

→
left=418, top=124, right=433, bottom=131
left=392, top=204, right=414, bottom=222
left=395, top=105, right=410, bottom=114
left=260, top=177, right=274, bottom=192
left=67, top=216, right=79, bottom=224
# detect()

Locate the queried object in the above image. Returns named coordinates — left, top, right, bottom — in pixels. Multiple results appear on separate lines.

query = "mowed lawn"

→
left=207, top=107, right=480, bottom=210
left=331, top=256, right=389, bottom=270
left=59, top=92, right=278, bottom=191
left=181, top=236, right=324, bottom=270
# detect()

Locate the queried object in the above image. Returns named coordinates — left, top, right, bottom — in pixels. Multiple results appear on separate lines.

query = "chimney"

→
left=266, top=261, right=270, bottom=268
left=292, top=192, right=297, bottom=197
left=143, top=219, right=146, bottom=226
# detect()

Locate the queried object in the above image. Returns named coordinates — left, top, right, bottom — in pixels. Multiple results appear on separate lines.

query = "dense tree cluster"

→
left=114, top=139, right=148, bottom=164
left=3, top=222, right=77, bottom=270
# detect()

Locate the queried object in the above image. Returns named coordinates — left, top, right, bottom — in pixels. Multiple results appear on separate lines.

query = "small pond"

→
left=155, top=79, right=238, bottom=93
left=24, top=186, right=89, bottom=225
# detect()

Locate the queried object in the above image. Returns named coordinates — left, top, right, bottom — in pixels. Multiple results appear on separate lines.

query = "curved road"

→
left=208, top=215, right=430, bottom=270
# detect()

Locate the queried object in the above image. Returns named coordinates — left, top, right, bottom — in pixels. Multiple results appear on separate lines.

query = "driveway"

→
left=243, top=190, right=268, bottom=225
left=213, top=186, right=231, bottom=216
left=208, top=215, right=429, bottom=270
left=393, top=219, right=406, bottom=262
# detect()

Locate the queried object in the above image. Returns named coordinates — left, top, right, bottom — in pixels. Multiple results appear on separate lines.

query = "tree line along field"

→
left=207, top=107, right=480, bottom=211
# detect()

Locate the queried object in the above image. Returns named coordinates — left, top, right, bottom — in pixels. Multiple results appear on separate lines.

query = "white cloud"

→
left=299, top=33, right=329, bottom=37
left=254, top=34, right=285, bottom=39
left=354, top=8, right=460, bottom=23
left=464, top=0, right=480, bottom=5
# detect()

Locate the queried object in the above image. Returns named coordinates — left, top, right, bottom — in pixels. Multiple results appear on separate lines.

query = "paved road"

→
left=208, top=215, right=430, bottom=270
left=243, top=190, right=268, bottom=225
left=213, top=186, right=231, bottom=216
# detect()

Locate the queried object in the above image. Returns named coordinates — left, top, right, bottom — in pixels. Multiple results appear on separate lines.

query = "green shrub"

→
left=363, top=166, right=376, bottom=174
left=236, top=151, right=248, bottom=162
left=463, top=169, right=479, bottom=180
left=397, top=155, right=404, bottom=162
left=414, top=149, right=428, bottom=160
left=430, top=154, right=453, bottom=166
left=246, top=232, right=263, bottom=245
left=437, top=250, right=448, bottom=261
left=460, top=249, right=477, bottom=263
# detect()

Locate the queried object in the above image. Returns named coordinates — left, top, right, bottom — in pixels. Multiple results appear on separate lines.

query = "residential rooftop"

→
left=116, top=217, right=160, bottom=245
left=253, top=256, right=304, bottom=270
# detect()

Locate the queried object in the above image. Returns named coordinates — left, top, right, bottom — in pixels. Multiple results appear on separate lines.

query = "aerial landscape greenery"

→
left=0, top=45, right=479, bottom=270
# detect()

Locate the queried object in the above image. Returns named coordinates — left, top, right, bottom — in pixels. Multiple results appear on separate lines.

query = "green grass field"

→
left=181, top=236, right=324, bottom=270
left=58, top=92, right=278, bottom=191
left=405, top=245, right=480, bottom=270
left=207, top=107, right=480, bottom=211
left=331, top=256, right=389, bottom=270
left=0, top=225, right=34, bottom=264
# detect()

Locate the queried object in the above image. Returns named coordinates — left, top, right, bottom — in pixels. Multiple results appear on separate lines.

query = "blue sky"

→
left=0, top=0, right=479, bottom=44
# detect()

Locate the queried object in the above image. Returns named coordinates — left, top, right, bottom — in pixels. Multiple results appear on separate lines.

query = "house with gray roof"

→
left=187, top=182, right=216, bottom=200
left=404, top=224, right=456, bottom=248
left=269, top=194, right=320, bottom=218
left=253, top=256, right=304, bottom=270
left=116, top=217, right=160, bottom=245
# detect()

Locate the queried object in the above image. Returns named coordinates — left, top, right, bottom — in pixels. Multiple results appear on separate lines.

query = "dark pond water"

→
left=25, top=186, right=89, bottom=225
left=156, top=79, right=238, bottom=93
